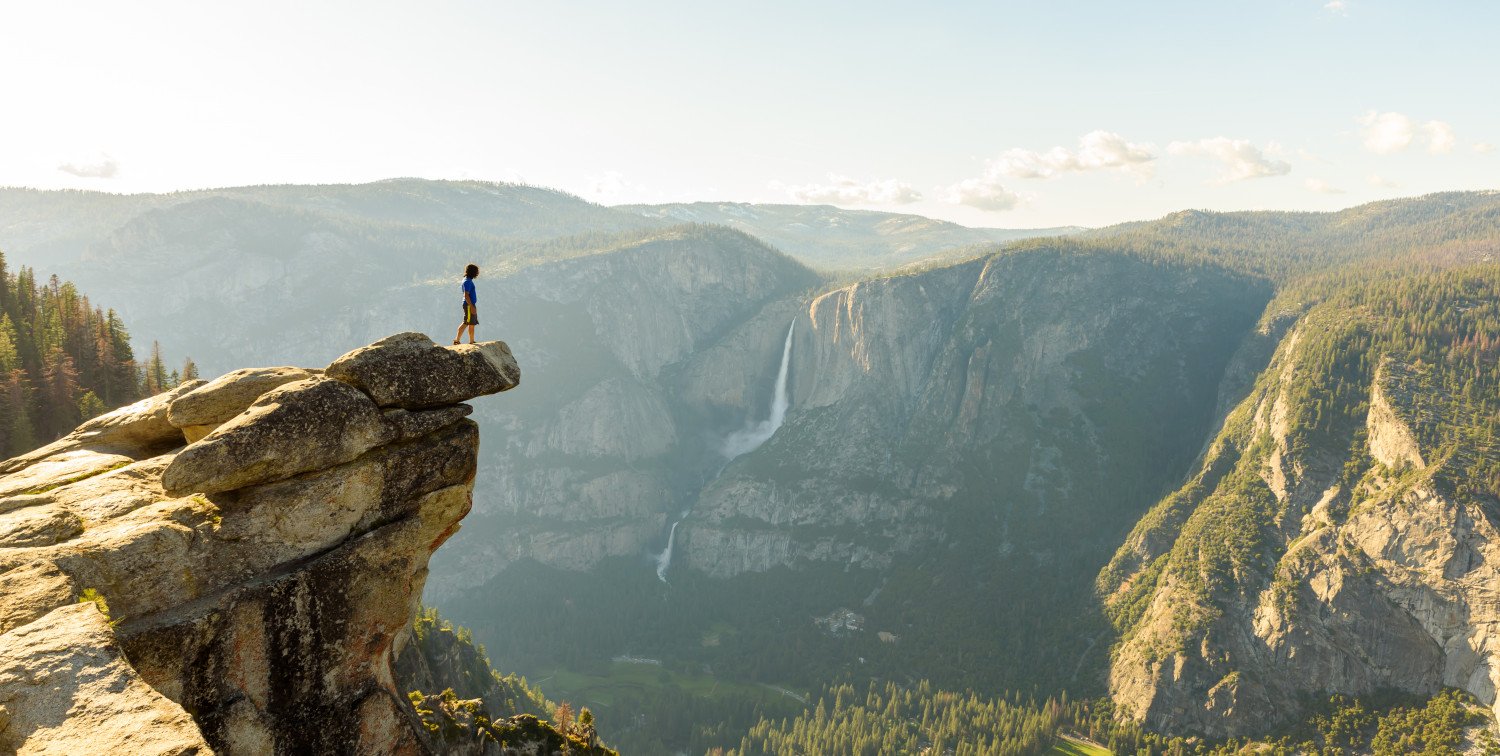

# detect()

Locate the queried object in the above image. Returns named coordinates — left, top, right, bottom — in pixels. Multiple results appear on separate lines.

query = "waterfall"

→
left=655, top=319, right=798, bottom=583
left=721, top=320, right=796, bottom=459
left=655, top=520, right=680, bottom=582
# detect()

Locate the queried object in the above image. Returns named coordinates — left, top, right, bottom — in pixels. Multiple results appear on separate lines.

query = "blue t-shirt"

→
left=462, top=277, right=477, bottom=305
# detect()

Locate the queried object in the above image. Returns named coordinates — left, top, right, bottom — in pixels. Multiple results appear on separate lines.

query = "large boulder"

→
left=168, top=367, right=317, bottom=441
left=325, top=332, right=520, bottom=409
left=0, top=602, right=213, bottom=755
left=161, top=377, right=389, bottom=496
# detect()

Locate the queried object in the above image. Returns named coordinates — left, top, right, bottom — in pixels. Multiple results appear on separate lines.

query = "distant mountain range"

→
left=3, top=179, right=1499, bottom=751
left=618, top=201, right=1084, bottom=271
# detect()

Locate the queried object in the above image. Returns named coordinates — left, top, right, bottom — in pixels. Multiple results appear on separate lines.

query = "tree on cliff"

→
left=0, top=251, right=190, bottom=457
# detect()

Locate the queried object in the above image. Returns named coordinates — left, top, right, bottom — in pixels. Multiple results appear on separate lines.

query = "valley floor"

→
left=1051, top=735, right=1112, bottom=756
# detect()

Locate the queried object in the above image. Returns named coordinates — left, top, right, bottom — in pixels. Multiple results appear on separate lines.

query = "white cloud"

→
left=1358, top=111, right=1457, bottom=154
left=1476, top=142, right=1497, bottom=154
left=1423, top=121, right=1456, bottom=154
left=1167, top=137, right=1292, bottom=183
left=1358, top=111, right=1415, bottom=154
left=1324, top=0, right=1349, bottom=13
left=1367, top=173, right=1400, bottom=188
left=781, top=173, right=923, bottom=205
left=57, top=152, right=119, bottom=179
left=1304, top=178, right=1344, bottom=194
left=992, top=130, right=1155, bottom=179
left=939, top=172, right=1026, bottom=212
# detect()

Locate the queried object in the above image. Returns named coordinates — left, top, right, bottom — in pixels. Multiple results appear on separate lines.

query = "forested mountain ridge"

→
left=1085, top=190, right=1500, bottom=279
left=619, top=200, right=1083, bottom=272
left=0, top=179, right=661, bottom=269
left=1101, top=265, right=1500, bottom=736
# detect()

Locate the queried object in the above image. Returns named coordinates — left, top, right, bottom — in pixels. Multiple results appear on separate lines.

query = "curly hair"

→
left=464, top=263, right=479, bottom=279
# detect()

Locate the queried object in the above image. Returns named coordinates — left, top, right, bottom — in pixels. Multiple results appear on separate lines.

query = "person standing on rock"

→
left=454, top=263, right=480, bottom=345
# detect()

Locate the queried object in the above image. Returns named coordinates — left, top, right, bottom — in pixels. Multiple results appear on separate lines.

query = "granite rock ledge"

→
left=0, top=333, right=517, bottom=755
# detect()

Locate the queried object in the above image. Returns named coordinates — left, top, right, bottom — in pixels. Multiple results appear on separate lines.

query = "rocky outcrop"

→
left=0, top=333, right=518, bottom=754
left=167, top=367, right=316, bottom=442
left=1103, top=296, right=1500, bottom=737
left=327, top=334, right=521, bottom=410
left=1366, top=361, right=1426, bottom=471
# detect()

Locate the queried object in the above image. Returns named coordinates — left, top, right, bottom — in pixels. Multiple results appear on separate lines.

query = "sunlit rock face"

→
left=1105, top=318, right=1500, bottom=737
left=0, top=333, right=517, bottom=755
left=681, top=249, right=1269, bottom=580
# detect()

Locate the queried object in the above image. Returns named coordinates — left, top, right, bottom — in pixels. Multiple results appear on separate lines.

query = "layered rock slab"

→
left=161, top=377, right=390, bottom=496
left=327, top=332, right=520, bottom=409
left=0, top=334, right=517, bottom=755
left=167, top=366, right=316, bottom=442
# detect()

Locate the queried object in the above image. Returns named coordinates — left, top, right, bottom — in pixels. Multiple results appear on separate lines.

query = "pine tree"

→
left=77, top=391, right=106, bottom=422
left=554, top=702, right=575, bottom=738
left=103, top=309, right=138, bottom=407
left=144, top=341, right=169, bottom=396
left=41, top=348, right=81, bottom=438
left=3, top=370, right=36, bottom=457
left=0, top=257, right=157, bottom=456
left=0, top=315, right=18, bottom=375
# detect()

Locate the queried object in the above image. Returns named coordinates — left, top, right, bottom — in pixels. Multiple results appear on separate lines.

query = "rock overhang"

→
left=0, top=333, right=517, bottom=755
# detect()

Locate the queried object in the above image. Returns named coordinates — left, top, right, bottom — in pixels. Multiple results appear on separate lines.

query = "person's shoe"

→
left=452, top=339, right=460, bottom=345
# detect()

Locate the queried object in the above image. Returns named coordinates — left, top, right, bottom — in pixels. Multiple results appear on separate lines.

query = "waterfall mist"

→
left=721, top=320, right=796, bottom=460
left=655, top=320, right=797, bottom=583
left=655, top=520, right=680, bottom=582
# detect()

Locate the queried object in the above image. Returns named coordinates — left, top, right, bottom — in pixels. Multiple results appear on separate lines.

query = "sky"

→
left=1, top=0, right=1497, bottom=228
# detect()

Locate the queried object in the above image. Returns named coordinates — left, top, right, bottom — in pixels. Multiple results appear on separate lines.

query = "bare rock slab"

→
left=0, top=602, right=213, bottom=755
left=168, top=367, right=317, bottom=433
left=161, top=377, right=388, bottom=496
left=325, top=332, right=520, bottom=409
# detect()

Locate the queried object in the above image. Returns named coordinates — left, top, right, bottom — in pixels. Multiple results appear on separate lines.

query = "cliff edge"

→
left=0, top=333, right=520, bottom=754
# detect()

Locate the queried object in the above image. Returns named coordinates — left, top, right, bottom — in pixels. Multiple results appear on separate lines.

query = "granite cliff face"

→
left=1102, top=273, right=1500, bottom=737
left=678, top=248, right=1271, bottom=581
left=0, top=333, right=520, bottom=754
left=426, top=226, right=820, bottom=595
left=432, top=244, right=1272, bottom=697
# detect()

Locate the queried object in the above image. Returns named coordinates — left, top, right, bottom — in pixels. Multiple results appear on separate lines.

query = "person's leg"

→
left=466, top=324, right=477, bottom=343
left=454, top=322, right=465, bottom=345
